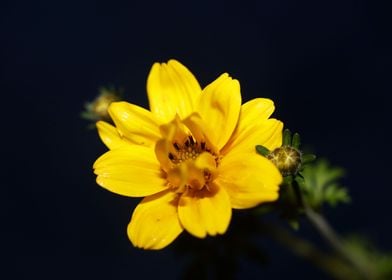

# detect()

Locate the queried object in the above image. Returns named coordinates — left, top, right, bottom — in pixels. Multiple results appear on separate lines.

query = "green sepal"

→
left=295, top=172, right=305, bottom=182
left=255, top=145, right=270, bottom=156
left=283, top=175, right=293, bottom=185
left=302, top=154, right=316, bottom=165
left=292, top=133, right=301, bottom=149
left=283, top=129, right=291, bottom=146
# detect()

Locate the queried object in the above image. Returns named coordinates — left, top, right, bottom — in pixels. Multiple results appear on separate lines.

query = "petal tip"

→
left=167, top=59, right=182, bottom=66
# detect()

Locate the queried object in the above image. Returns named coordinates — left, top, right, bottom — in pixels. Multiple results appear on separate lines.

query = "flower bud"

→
left=267, top=146, right=302, bottom=176
left=81, top=87, right=122, bottom=123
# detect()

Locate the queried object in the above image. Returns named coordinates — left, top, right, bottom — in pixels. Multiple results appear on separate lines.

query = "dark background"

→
left=1, top=0, right=391, bottom=279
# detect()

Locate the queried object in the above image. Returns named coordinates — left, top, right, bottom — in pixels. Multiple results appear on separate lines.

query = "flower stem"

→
left=261, top=222, right=359, bottom=280
left=291, top=181, right=375, bottom=279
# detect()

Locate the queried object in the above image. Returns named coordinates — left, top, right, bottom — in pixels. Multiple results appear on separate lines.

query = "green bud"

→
left=267, top=146, right=302, bottom=176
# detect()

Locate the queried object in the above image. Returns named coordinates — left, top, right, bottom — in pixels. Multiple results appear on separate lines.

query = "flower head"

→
left=93, top=60, right=283, bottom=249
left=81, top=87, right=122, bottom=123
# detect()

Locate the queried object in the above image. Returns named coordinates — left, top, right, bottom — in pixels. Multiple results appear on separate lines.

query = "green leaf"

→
left=299, top=159, right=350, bottom=209
left=323, top=184, right=351, bottom=206
left=255, top=145, right=270, bottom=156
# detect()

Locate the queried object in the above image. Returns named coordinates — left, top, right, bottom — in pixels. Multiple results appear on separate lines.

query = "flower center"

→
left=168, top=135, right=211, bottom=164
left=165, top=135, right=218, bottom=193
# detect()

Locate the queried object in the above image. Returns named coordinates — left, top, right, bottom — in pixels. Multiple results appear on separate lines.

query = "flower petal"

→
left=108, top=101, right=161, bottom=147
left=222, top=98, right=282, bottom=154
left=93, top=146, right=168, bottom=197
left=147, top=59, right=202, bottom=123
left=257, top=119, right=283, bottom=150
left=222, top=118, right=283, bottom=155
left=237, top=98, right=275, bottom=125
left=154, top=116, right=192, bottom=172
left=178, top=184, right=232, bottom=238
left=96, top=121, right=128, bottom=150
left=128, top=190, right=183, bottom=250
left=155, top=139, right=175, bottom=172
left=216, top=152, right=282, bottom=209
left=182, top=113, right=218, bottom=153
left=194, top=152, right=217, bottom=172
left=197, top=73, right=241, bottom=150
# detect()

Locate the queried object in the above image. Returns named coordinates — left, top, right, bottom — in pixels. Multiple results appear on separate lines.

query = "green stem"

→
left=291, top=182, right=375, bottom=279
left=261, top=222, right=359, bottom=280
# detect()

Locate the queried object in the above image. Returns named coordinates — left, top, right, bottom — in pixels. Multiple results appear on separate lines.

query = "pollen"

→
left=168, top=136, right=207, bottom=164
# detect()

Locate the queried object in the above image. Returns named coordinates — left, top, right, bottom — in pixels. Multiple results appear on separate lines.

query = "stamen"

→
left=168, top=153, right=175, bottom=161
left=188, top=135, right=195, bottom=145
left=204, top=170, right=211, bottom=181
left=173, top=142, right=180, bottom=151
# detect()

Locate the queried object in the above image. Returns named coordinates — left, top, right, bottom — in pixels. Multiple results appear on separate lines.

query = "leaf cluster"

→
left=297, top=159, right=351, bottom=210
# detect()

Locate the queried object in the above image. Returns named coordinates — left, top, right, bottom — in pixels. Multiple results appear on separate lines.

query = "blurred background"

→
left=1, top=0, right=391, bottom=279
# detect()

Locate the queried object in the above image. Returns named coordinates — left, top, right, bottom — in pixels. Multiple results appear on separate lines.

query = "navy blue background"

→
left=2, top=0, right=391, bottom=279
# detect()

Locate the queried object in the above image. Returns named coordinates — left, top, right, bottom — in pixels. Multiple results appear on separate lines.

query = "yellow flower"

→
left=93, top=60, right=283, bottom=250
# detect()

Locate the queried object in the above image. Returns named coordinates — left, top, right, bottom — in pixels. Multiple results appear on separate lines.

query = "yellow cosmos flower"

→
left=93, top=60, right=283, bottom=250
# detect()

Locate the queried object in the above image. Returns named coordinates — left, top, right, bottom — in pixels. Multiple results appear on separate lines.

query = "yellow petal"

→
left=167, top=163, right=188, bottom=190
left=147, top=59, right=202, bottom=123
left=222, top=98, right=282, bottom=154
left=96, top=121, right=127, bottom=150
left=93, top=146, right=168, bottom=197
left=216, top=152, right=282, bottom=209
left=240, top=98, right=275, bottom=121
left=178, top=184, right=232, bottom=238
left=234, top=98, right=275, bottom=133
left=128, top=190, right=183, bottom=250
left=194, top=152, right=217, bottom=172
left=154, top=116, right=192, bottom=172
left=197, top=73, right=241, bottom=150
left=166, top=153, right=217, bottom=192
left=108, top=101, right=161, bottom=147
left=258, top=119, right=283, bottom=150
left=222, top=118, right=283, bottom=155
left=154, top=139, right=175, bottom=172
left=182, top=113, right=218, bottom=153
